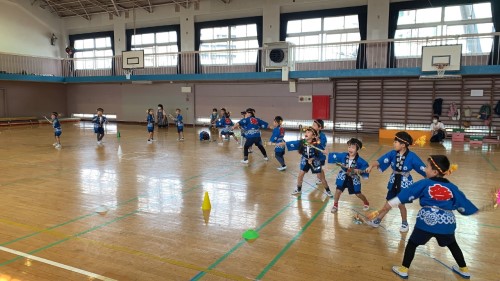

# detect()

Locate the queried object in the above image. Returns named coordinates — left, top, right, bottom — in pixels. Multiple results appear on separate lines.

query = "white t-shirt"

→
left=430, top=122, right=445, bottom=135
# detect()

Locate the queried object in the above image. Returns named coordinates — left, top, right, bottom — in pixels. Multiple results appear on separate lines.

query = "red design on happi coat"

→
left=250, top=117, right=258, bottom=125
left=428, top=184, right=453, bottom=201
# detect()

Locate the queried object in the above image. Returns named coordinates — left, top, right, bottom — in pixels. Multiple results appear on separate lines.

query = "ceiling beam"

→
left=77, top=0, right=91, bottom=20
left=220, top=0, right=230, bottom=4
left=129, top=0, right=153, bottom=13
left=109, top=0, right=121, bottom=16
left=46, top=0, right=83, bottom=19
left=146, top=0, right=153, bottom=13
left=85, top=0, right=117, bottom=16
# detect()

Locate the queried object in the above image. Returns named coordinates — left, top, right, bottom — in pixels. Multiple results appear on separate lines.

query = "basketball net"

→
left=124, top=69, right=132, bottom=80
left=434, top=63, right=448, bottom=78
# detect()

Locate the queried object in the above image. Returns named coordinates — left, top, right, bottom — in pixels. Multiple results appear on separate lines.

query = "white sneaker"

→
left=392, top=266, right=409, bottom=279
left=363, top=205, right=370, bottom=211
left=452, top=265, right=471, bottom=279
left=147, top=140, right=152, bottom=144
left=263, top=157, right=269, bottom=161
left=366, top=219, right=380, bottom=228
left=400, top=223, right=409, bottom=232
left=277, top=166, right=287, bottom=171
left=97, top=141, right=102, bottom=145
left=324, top=190, right=334, bottom=197
left=240, top=159, right=249, bottom=164
left=218, top=142, right=223, bottom=146
left=55, top=144, right=61, bottom=149
left=52, top=143, right=57, bottom=146
left=291, top=189, right=302, bottom=195
left=330, top=205, right=338, bottom=213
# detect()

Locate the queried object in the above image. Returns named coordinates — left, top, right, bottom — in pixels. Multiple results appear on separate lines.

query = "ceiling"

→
left=33, top=0, right=231, bottom=20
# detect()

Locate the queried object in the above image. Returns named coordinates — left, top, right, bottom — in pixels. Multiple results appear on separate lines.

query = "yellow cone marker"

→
left=201, top=191, right=211, bottom=210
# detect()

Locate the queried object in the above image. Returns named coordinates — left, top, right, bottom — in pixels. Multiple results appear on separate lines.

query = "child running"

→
left=233, top=108, right=268, bottom=164
left=365, top=131, right=426, bottom=232
left=92, top=107, right=107, bottom=145
left=327, top=138, right=370, bottom=212
left=367, top=155, right=478, bottom=279
left=269, top=116, right=286, bottom=171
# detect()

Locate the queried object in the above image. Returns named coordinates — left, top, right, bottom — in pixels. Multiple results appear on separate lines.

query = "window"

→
left=286, top=15, right=360, bottom=62
left=199, top=24, right=258, bottom=65
left=73, top=37, right=113, bottom=70
left=395, top=3, right=494, bottom=57
left=131, top=31, right=178, bottom=67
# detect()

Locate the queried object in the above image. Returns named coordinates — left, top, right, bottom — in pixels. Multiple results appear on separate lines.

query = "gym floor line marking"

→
left=0, top=217, right=252, bottom=281
left=0, top=245, right=117, bottom=281
left=190, top=147, right=384, bottom=280
left=255, top=200, right=330, bottom=280
left=0, top=162, right=258, bottom=279
left=253, top=146, right=383, bottom=279
left=481, top=154, right=497, bottom=171
left=1, top=160, right=239, bottom=246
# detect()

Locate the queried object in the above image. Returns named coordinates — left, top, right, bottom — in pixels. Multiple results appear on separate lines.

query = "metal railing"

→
left=0, top=32, right=499, bottom=78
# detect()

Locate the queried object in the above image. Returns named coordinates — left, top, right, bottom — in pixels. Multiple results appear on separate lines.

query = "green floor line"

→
left=255, top=200, right=330, bottom=280
left=0, top=210, right=139, bottom=267
left=481, top=154, right=498, bottom=171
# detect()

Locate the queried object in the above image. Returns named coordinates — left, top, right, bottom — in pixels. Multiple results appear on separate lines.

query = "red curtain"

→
left=312, top=95, right=330, bottom=119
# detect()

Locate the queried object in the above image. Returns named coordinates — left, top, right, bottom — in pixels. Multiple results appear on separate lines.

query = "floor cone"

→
left=201, top=191, right=211, bottom=210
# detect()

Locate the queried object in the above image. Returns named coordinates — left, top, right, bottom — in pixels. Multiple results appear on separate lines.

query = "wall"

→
left=0, top=0, right=62, bottom=57
left=0, top=81, right=66, bottom=117
left=65, top=81, right=334, bottom=123
left=66, top=82, right=195, bottom=123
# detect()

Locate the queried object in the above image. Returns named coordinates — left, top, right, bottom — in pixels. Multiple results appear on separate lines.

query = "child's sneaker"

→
left=52, top=143, right=57, bottom=146
left=330, top=205, right=338, bottom=213
left=277, top=166, right=287, bottom=171
left=240, top=159, right=249, bottom=164
left=392, top=265, right=409, bottom=279
left=180, top=138, right=184, bottom=141
left=400, top=222, right=409, bottom=232
left=324, top=190, right=333, bottom=197
left=291, top=189, right=302, bottom=195
left=218, top=142, right=223, bottom=146
left=363, top=205, right=370, bottom=211
left=366, top=218, right=381, bottom=228
left=452, top=265, right=471, bottom=279
left=55, top=144, right=61, bottom=149
left=263, top=157, right=269, bottom=161
left=147, top=139, right=152, bottom=144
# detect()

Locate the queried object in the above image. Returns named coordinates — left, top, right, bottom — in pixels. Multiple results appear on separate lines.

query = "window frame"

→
left=69, top=31, right=114, bottom=71
left=394, top=2, right=494, bottom=58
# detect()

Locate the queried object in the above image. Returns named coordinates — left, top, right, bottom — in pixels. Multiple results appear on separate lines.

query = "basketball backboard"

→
left=421, top=45, right=462, bottom=72
left=122, top=50, right=144, bottom=69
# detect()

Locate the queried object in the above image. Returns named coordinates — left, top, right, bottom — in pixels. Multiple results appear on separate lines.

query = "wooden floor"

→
left=0, top=122, right=499, bottom=281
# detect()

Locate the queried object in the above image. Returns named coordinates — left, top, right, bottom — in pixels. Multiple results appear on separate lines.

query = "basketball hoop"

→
left=124, top=69, right=132, bottom=80
left=434, top=63, right=448, bottom=78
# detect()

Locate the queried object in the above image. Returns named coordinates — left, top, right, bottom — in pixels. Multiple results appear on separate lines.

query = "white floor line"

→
left=0, top=245, right=117, bottom=281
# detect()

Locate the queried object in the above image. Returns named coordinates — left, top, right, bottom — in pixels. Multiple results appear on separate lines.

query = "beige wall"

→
left=65, top=81, right=333, bottom=123
left=0, top=81, right=66, bottom=117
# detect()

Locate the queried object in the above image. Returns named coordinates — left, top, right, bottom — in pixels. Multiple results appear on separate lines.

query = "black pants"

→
left=244, top=137, right=267, bottom=159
